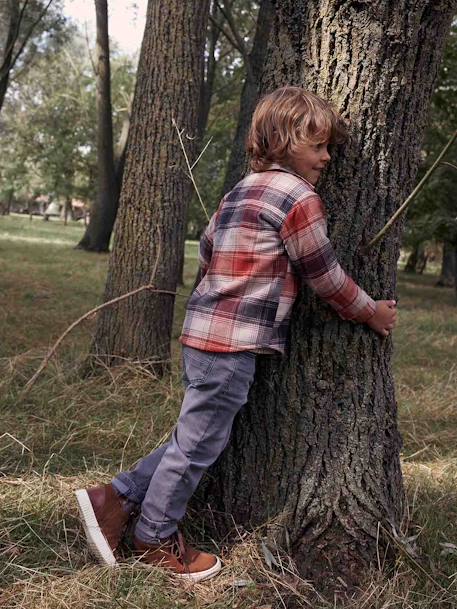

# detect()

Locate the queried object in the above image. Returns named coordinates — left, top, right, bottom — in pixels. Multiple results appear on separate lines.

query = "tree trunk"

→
left=90, top=0, right=210, bottom=373
left=404, top=244, right=419, bottom=272
left=76, top=0, right=118, bottom=252
left=0, top=0, right=19, bottom=114
left=221, top=0, right=274, bottom=194
left=197, top=0, right=221, bottom=141
left=436, top=241, right=456, bottom=287
left=454, top=244, right=457, bottom=300
left=404, top=243, right=427, bottom=274
left=196, top=0, right=456, bottom=590
left=6, top=190, right=13, bottom=214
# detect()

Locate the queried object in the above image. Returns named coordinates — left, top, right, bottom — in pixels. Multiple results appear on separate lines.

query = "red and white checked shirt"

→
left=180, top=164, right=375, bottom=354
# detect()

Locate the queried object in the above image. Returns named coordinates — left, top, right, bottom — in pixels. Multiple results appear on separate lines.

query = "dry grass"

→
left=1, top=217, right=457, bottom=607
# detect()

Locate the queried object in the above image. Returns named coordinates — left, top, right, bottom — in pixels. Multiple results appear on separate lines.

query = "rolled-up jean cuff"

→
left=111, top=475, right=142, bottom=504
left=135, top=514, right=178, bottom=543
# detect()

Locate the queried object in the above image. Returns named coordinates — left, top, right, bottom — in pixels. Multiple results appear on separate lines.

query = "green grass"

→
left=1, top=215, right=457, bottom=608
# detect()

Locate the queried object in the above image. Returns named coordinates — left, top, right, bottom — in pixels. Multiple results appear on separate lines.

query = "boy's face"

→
left=287, top=140, right=331, bottom=185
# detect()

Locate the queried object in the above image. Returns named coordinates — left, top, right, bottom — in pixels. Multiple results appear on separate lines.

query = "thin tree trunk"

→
left=404, top=245, right=419, bottom=273
left=90, top=0, right=210, bottom=373
left=221, top=0, right=274, bottom=194
left=197, top=0, right=222, bottom=141
left=436, top=241, right=456, bottom=287
left=76, top=0, right=118, bottom=252
left=196, top=0, right=456, bottom=590
left=6, top=190, right=13, bottom=214
left=454, top=243, right=457, bottom=300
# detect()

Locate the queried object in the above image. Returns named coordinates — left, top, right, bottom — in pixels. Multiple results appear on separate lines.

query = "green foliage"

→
left=0, top=0, right=69, bottom=81
left=188, top=0, right=260, bottom=238
left=0, top=31, right=97, bottom=204
left=403, top=21, right=457, bottom=248
left=0, top=24, right=137, bottom=208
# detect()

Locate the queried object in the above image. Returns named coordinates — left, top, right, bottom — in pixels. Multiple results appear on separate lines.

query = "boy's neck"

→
left=263, top=162, right=316, bottom=191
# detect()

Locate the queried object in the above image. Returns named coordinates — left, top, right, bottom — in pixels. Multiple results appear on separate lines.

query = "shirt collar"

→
left=263, top=162, right=316, bottom=191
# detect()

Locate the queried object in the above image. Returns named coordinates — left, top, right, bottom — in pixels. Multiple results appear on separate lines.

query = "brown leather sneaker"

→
left=133, top=531, right=221, bottom=582
left=75, top=483, right=135, bottom=566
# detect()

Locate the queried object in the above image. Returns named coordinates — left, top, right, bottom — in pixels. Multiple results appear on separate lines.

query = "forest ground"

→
left=1, top=215, right=457, bottom=608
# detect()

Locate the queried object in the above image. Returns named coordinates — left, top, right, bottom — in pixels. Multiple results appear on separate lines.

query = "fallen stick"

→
left=20, top=285, right=184, bottom=398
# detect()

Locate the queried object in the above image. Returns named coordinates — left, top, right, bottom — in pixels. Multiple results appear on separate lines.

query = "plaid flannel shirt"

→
left=180, top=164, right=375, bottom=354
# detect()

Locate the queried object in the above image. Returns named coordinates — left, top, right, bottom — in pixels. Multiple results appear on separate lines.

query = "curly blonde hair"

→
left=246, top=86, right=348, bottom=172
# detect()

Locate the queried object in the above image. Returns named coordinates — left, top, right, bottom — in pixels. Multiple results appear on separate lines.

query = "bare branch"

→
left=364, top=130, right=457, bottom=251
left=21, top=283, right=185, bottom=396
left=172, top=117, right=210, bottom=221
left=84, top=21, right=97, bottom=76
left=215, top=0, right=252, bottom=71
left=8, top=0, right=54, bottom=76
left=208, top=13, right=244, bottom=56
left=440, top=161, right=457, bottom=173
left=0, top=0, right=29, bottom=77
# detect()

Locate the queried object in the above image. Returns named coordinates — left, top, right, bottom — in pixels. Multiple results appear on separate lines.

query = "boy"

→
left=75, top=86, right=397, bottom=582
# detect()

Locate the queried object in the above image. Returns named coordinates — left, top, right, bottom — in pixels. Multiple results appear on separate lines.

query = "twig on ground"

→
left=21, top=286, right=183, bottom=398
left=380, top=522, right=455, bottom=600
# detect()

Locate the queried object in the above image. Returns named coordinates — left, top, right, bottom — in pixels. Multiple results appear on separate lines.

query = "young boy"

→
left=75, top=86, right=397, bottom=582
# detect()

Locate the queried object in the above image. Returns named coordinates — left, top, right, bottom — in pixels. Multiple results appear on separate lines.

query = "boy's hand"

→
left=366, top=300, right=397, bottom=337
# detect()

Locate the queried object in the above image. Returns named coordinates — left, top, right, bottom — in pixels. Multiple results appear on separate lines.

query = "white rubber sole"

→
left=175, top=556, right=222, bottom=582
left=135, top=552, right=222, bottom=582
left=75, top=489, right=117, bottom=567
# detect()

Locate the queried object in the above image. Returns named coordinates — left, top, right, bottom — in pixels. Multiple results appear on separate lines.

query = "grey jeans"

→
left=112, top=345, right=256, bottom=543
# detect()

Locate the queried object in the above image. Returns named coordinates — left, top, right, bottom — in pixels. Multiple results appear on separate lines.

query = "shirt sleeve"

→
left=279, top=194, right=376, bottom=323
left=198, top=211, right=217, bottom=278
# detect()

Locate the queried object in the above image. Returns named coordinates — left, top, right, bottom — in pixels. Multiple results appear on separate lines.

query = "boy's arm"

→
left=280, top=194, right=376, bottom=324
left=197, top=212, right=217, bottom=282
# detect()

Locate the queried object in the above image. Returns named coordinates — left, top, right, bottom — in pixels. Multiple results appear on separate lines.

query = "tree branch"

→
left=440, top=161, right=457, bottom=173
left=0, top=0, right=29, bottom=77
left=215, top=0, right=250, bottom=62
left=208, top=13, right=244, bottom=57
left=8, top=0, right=54, bottom=76
left=364, top=130, right=457, bottom=251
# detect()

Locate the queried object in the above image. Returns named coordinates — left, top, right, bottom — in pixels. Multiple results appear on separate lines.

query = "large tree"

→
left=196, top=0, right=456, bottom=588
left=76, top=0, right=118, bottom=252
left=90, top=0, right=210, bottom=371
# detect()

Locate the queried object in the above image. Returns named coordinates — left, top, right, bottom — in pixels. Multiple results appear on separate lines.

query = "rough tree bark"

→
left=90, top=0, right=209, bottom=372
left=220, top=0, right=274, bottom=194
left=196, top=0, right=456, bottom=589
left=77, top=0, right=118, bottom=252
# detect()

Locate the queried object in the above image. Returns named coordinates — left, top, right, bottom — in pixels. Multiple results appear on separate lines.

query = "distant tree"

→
left=0, top=29, right=136, bottom=213
left=90, top=0, right=210, bottom=373
left=0, top=32, right=96, bottom=207
left=76, top=0, right=119, bottom=252
left=188, top=0, right=269, bottom=240
left=436, top=241, right=456, bottom=287
left=402, top=21, right=457, bottom=284
left=196, top=0, right=456, bottom=588
left=220, top=0, right=273, bottom=193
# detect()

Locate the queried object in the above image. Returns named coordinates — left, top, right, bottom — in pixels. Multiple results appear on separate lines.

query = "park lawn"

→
left=1, top=215, right=457, bottom=608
